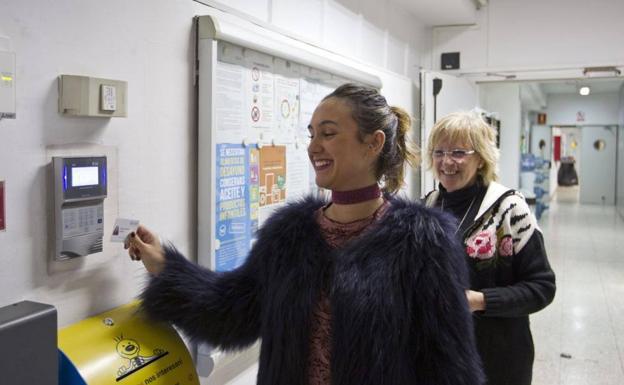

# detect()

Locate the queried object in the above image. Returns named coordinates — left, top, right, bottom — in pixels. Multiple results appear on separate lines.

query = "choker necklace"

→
left=332, top=184, right=381, bottom=205
left=441, top=196, right=476, bottom=235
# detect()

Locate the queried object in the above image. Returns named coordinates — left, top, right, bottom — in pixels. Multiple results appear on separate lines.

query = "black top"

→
left=436, top=180, right=487, bottom=235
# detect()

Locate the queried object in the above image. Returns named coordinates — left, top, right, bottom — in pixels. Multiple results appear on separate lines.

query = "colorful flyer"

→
left=215, top=143, right=252, bottom=272
left=259, top=146, right=287, bottom=207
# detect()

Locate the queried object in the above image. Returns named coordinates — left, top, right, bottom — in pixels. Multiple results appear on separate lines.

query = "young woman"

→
left=424, top=111, right=556, bottom=385
left=127, top=84, right=484, bottom=385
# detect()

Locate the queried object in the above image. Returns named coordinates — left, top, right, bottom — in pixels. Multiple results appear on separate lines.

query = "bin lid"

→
left=59, top=301, right=199, bottom=385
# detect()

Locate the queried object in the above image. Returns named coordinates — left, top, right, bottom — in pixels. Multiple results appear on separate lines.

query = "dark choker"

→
left=331, top=184, right=381, bottom=205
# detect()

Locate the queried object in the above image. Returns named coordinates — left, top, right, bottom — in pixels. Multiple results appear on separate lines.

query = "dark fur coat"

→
left=141, top=196, right=484, bottom=385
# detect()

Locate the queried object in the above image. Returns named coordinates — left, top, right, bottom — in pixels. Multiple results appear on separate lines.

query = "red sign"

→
left=0, top=181, right=5, bottom=231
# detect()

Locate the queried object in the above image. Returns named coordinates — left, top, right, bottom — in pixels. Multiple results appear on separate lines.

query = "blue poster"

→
left=215, top=144, right=252, bottom=272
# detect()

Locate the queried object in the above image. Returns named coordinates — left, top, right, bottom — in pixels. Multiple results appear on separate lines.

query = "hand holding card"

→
left=124, top=224, right=166, bottom=275
left=110, top=218, right=140, bottom=242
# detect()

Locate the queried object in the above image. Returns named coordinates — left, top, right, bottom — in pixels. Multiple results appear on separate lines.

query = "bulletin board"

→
left=196, top=15, right=381, bottom=272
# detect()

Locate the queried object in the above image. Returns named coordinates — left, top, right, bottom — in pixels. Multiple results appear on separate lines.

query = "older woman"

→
left=424, top=111, right=556, bottom=385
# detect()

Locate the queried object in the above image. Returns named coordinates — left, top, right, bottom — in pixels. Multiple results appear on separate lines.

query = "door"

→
left=580, top=125, right=617, bottom=204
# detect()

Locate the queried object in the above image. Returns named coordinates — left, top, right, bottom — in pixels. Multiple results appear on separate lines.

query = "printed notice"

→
left=215, top=144, right=251, bottom=272
left=286, top=144, right=310, bottom=202
left=216, top=61, right=246, bottom=143
left=274, top=59, right=300, bottom=143
left=246, top=51, right=274, bottom=141
left=298, top=78, right=320, bottom=140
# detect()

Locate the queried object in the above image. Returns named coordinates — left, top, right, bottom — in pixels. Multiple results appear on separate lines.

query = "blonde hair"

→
left=425, top=111, right=499, bottom=184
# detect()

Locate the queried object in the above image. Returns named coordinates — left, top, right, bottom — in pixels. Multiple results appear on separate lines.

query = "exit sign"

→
left=0, top=181, right=5, bottom=231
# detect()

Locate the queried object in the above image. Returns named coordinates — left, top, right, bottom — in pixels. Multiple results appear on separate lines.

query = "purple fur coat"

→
left=141, top=196, right=484, bottom=385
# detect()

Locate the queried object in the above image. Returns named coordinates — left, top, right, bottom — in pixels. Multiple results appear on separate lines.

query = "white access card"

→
left=110, top=218, right=140, bottom=242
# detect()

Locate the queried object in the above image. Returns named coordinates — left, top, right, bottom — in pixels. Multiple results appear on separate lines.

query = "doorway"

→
left=579, top=125, right=617, bottom=204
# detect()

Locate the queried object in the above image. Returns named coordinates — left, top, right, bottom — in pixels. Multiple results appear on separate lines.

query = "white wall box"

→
left=58, top=75, right=127, bottom=117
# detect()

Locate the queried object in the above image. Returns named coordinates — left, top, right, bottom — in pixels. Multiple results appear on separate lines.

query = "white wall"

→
left=546, top=92, right=620, bottom=126
left=0, top=0, right=210, bottom=327
left=212, top=0, right=432, bottom=79
left=432, top=0, right=624, bottom=72
left=0, top=0, right=430, bottom=331
left=479, top=83, right=521, bottom=189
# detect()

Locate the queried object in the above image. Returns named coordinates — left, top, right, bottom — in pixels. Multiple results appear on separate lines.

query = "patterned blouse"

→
left=307, top=201, right=390, bottom=385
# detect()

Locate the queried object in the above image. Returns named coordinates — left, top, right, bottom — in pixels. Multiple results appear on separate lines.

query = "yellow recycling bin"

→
left=58, top=301, right=199, bottom=385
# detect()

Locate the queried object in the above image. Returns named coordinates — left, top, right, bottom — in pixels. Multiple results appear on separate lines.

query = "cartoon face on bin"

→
left=114, top=334, right=167, bottom=379
left=116, top=337, right=141, bottom=359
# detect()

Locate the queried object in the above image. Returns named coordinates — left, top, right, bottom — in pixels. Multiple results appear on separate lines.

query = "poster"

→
left=259, top=146, right=287, bottom=207
left=246, top=51, right=274, bottom=142
left=274, top=59, right=300, bottom=143
left=215, top=144, right=251, bottom=272
left=298, top=78, right=320, bottom=140
left=215, top=61, right=246, bottom=144
left=298, top=78, right=335, bottom=140
left=286, top=144, right=311, bottom=202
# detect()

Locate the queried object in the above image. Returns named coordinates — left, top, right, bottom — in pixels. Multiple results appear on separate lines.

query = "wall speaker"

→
left=441, top=52, right=460, bottom=70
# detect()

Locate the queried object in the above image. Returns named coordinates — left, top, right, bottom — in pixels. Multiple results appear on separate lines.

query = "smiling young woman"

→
left=127, top=85, right=485, bottom=385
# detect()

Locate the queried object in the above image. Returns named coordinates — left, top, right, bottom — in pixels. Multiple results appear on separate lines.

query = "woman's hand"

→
left=125, top=225, right=166, bottom=275
left=465, top=289, right=486, bottom=312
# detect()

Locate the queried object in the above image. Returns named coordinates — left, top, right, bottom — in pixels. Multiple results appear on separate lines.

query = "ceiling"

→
left=538, top=78, right=624, bottom=95
left=388, top=0, right=480, bottom=26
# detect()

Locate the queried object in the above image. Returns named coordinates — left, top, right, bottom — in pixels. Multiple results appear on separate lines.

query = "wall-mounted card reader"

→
left=53, top=156, right=107, bottom=260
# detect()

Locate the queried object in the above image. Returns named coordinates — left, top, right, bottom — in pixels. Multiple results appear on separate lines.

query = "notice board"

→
left=196, top=15, right=381, bottom=272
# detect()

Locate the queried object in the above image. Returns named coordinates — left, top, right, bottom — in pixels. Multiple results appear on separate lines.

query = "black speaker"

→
left=441, top=52, right=460, bottom=70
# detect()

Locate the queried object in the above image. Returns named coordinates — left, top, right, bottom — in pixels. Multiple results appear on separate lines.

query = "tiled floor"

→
left=532, top=191, right=624, bottom=385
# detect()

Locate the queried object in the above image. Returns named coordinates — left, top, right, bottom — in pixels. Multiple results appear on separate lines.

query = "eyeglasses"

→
left=432, top=149, right=476, bottom=160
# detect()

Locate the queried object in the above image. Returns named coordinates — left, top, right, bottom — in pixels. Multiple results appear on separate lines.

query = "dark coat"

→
left=141, top=196, right=484, bottom=385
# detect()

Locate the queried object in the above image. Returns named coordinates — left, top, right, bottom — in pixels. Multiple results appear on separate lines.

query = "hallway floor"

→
left=532, top=198, right=624, bottom=385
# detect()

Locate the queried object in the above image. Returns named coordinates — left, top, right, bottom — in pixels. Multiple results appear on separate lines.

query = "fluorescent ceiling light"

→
left=582, top=66, right=621, bottom=78
left=579, top=86, right=590, bottom=96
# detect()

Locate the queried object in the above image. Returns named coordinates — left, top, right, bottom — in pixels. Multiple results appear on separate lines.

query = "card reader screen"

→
left=72, top=166, right=99, bottom=187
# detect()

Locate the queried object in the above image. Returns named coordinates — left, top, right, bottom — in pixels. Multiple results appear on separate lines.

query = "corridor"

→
left=532, top=199, right=624, bottom=385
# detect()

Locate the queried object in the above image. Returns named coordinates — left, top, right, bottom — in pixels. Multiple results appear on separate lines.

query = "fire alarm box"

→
left=58, top=75, right=127, bottom=117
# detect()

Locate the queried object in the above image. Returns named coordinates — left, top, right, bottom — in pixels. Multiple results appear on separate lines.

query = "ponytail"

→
left=381, top=106, right=420, bottom=193
left=323, top=83, right=421, bottom=194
